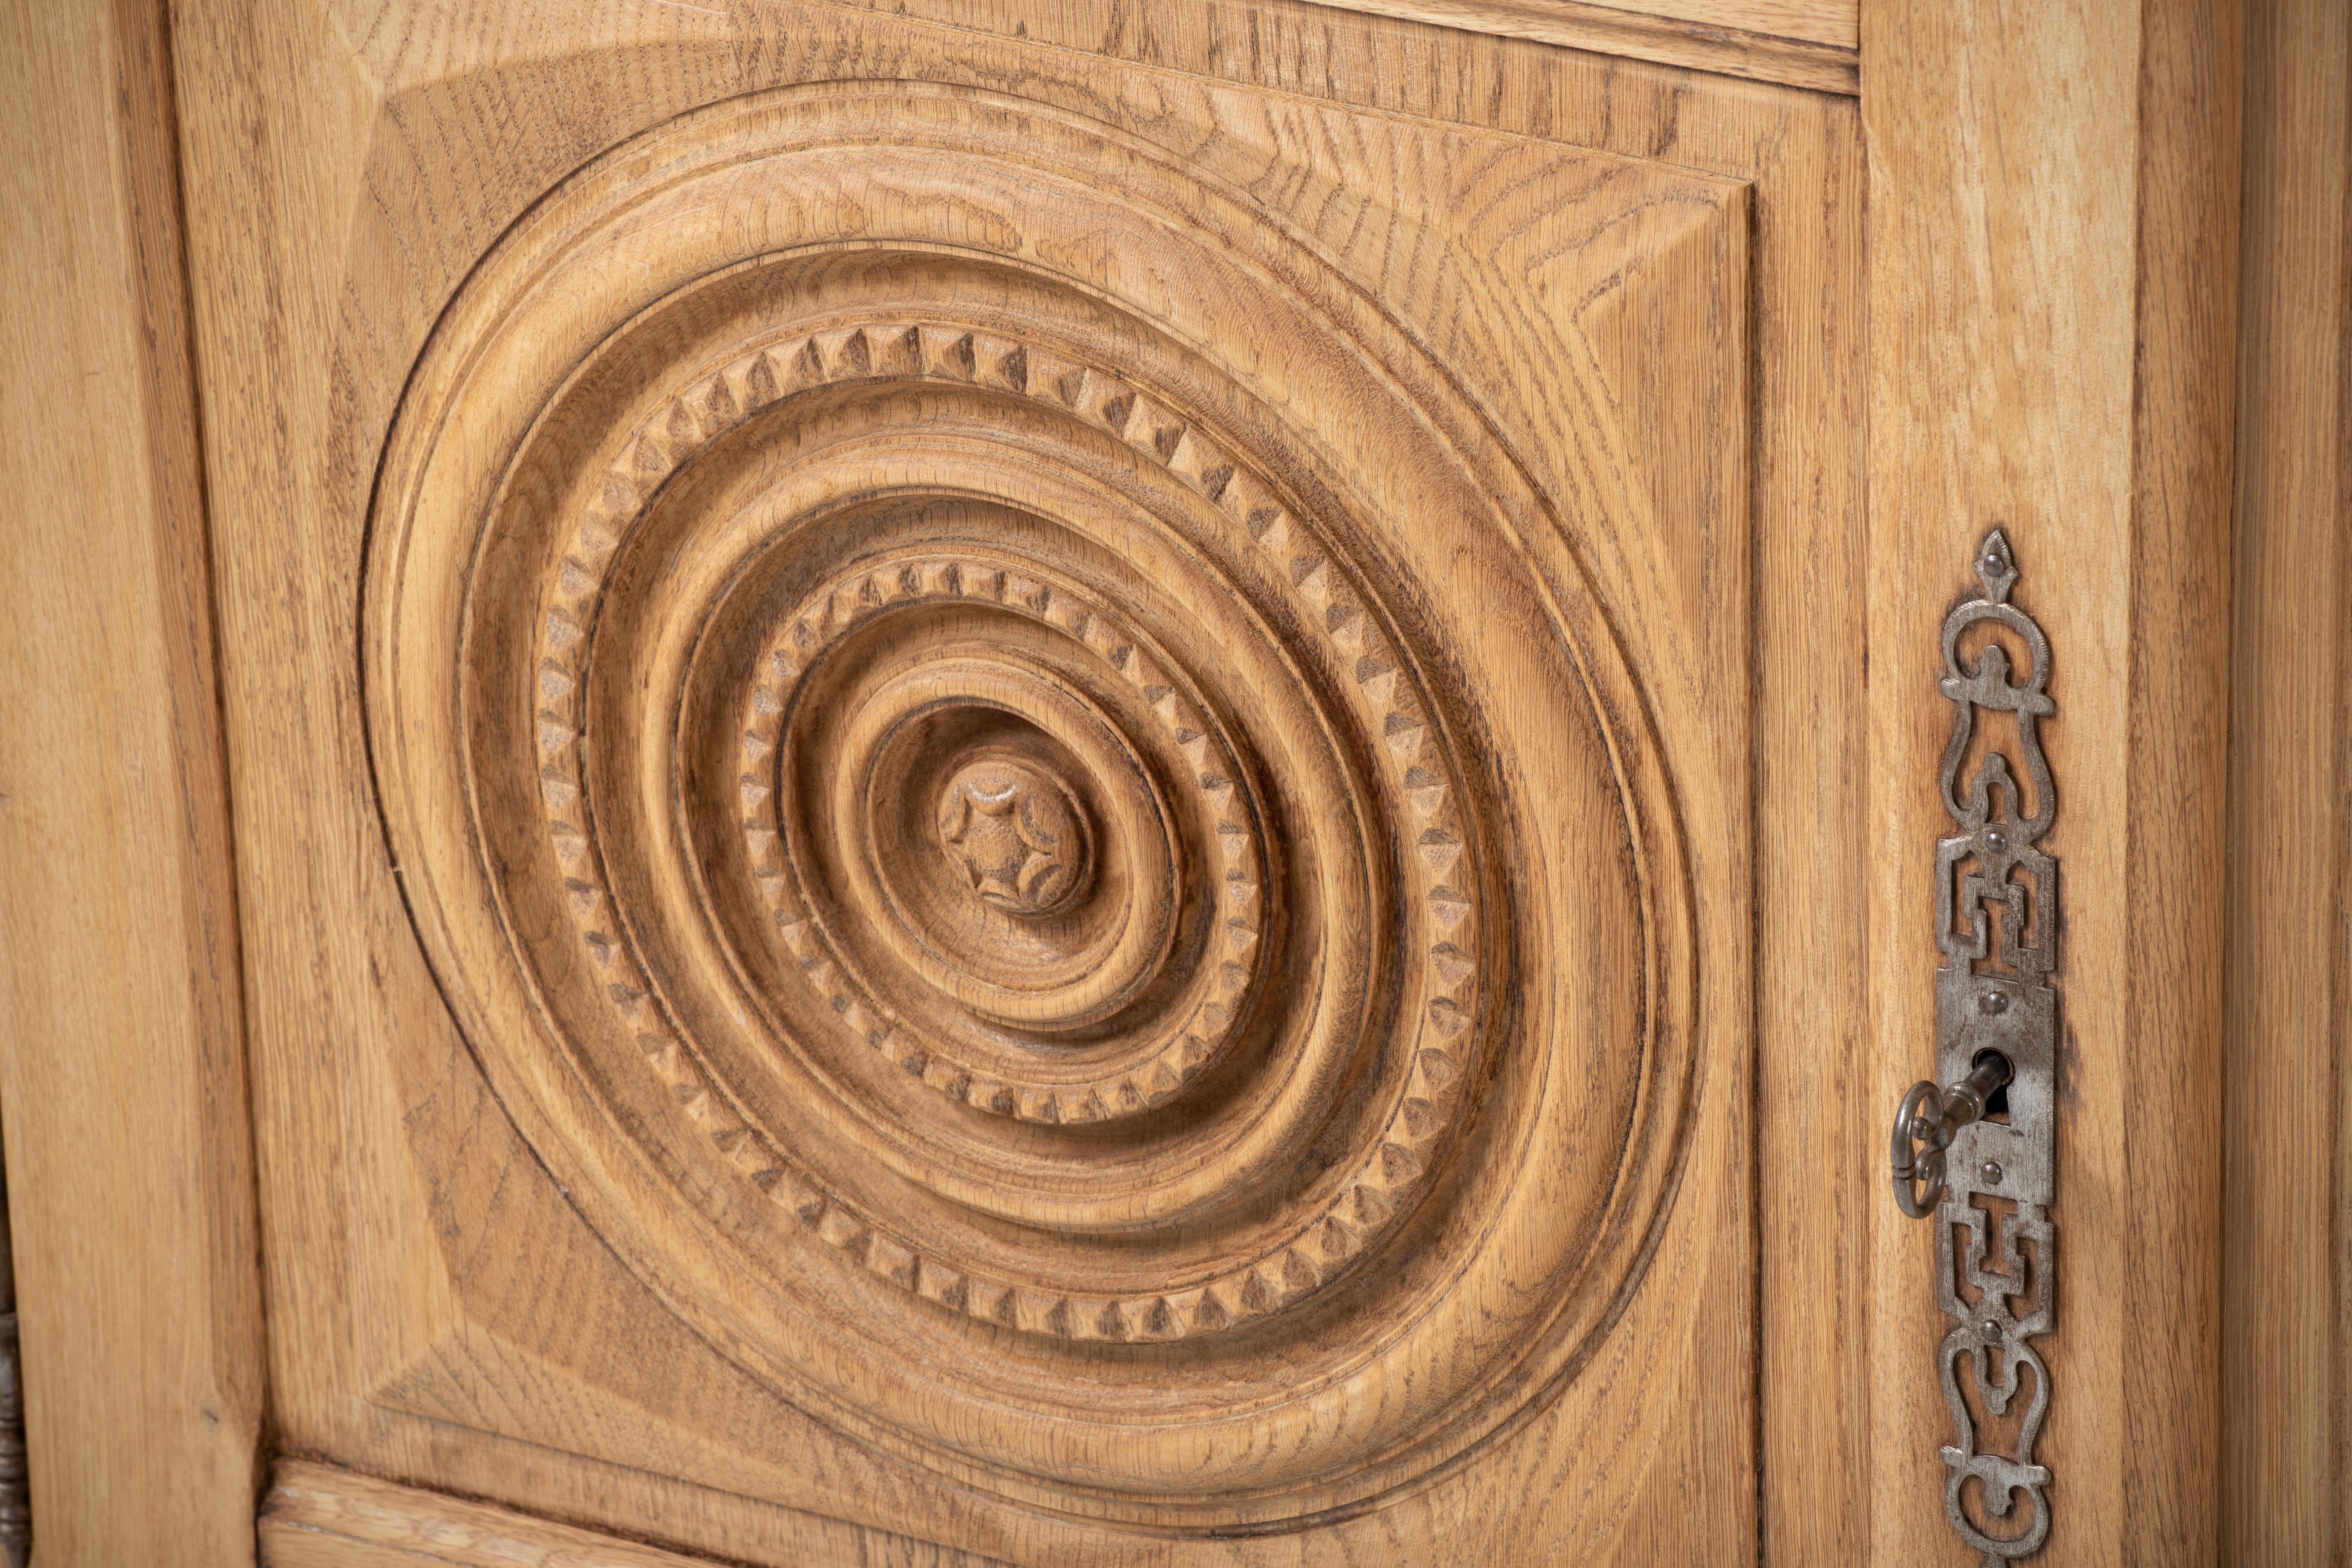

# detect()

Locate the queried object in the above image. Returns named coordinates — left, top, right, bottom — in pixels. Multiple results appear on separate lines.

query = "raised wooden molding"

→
left=1306, top=0, right=1858, bottom=93
left=261, top=1466, right=718, bottom=1568
left=260, top=1462, right=1001, bottom=1568
left=1613, top=0, right=1851, bottom=42
left=0, top=0, right=267, bottom=1562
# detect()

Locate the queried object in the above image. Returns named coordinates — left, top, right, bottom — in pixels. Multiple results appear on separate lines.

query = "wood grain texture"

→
left=364, top=117, right=1722, bottom=1513
left=1323, top=0, right=1856, bottom=48
left=1299, top=0, right=1857, bottom=93
left=193, top=21, right=1743, bottom=1559
left=0, top=1, right=267, bottom=1565
left=260, top=1462, right=1004, bottom=1568
left=2223, top=0, right=2351, bottom=1556
left=1863, top=0, right=2239, bottom=1561
left=162, top=0, right=1862, bottom=1560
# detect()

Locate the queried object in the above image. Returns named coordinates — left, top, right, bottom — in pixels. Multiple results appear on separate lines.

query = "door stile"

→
left=0, top=0, right=269, bottom=1562
left=1862, top=0, right=2240, bottom=1561
left=2222, top=0, right=2352, bottom=1552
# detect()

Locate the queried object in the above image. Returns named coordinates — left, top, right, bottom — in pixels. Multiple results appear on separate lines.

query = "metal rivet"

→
left=1982, top=1320, right=2002, bottom=1339
left=1981, top=1161, right=2003, bottom=1184
left=1979, top=991, right=2009, bottom=1015
left=1985, top=829, right=2009, bottom=852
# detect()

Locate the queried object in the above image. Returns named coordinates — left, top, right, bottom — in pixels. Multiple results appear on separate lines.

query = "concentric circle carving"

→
left=367, top=84, right=1696, bottom=1527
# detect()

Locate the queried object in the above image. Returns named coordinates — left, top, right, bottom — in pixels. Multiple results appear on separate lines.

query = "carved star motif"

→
left=936, top=760, right=1090, bottom=916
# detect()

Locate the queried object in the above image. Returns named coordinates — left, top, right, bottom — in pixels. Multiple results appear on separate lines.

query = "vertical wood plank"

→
left=2223, top=0, right=2351, bottom=1556
left=0, top=0, right=266, bottom=1562
left=1750, top=93, right=1871, bottom=1568
left=2120, top=0, right=2239, bottom=1551
left=1862, top=0, right=2238, bottom=1560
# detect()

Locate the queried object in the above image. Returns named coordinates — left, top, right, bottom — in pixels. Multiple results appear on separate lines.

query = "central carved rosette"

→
left=935, top=754, right=1092, bottom=916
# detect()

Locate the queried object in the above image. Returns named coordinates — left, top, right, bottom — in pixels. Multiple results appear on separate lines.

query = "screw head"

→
left=1981, top=1161, right=2004, bottom=1184
left=1986, top=829, right=2009, bottom=852
left=1982, top=1320, right=2003, bottom=1338
left=1979, top=991, right=2009, bottom=1015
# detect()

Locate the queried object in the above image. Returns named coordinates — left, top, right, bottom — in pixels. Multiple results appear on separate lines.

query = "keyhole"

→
left=1974, top=1047, right=2014, bottom=1122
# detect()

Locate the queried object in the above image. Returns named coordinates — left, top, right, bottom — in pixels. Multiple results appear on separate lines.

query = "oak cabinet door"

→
left=169, top=3, right=1851, bottom=1562
left=10, top=0, right=2305, bottom=1560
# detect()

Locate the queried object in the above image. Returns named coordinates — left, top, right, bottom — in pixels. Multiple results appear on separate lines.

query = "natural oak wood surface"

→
left=1327, top=0, right=1856, bottom=48
left=1304, top=0, right=1859, bottom=93
left=9, top=0, right=2303, bottom=1559
left=260, top=1462, right=1003, bottom=1568
left=161, top=0, right=1865, bottom=1560
left=1863, top=0, right=2239, bottom=1561
left=2, top=0, right=2311, bottom=1558
left=0, top=0, right=267, bottom=1562
left=1600, top=0, right=1850, bottom=46
left=2224, top=0, right=2351, bottom=1555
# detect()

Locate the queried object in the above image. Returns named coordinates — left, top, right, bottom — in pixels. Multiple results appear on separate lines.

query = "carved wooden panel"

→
left=368, top=79, right=1713, bottom=1528
left=173, top=1, right=1851, bottom=1559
